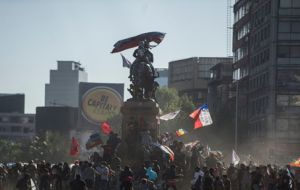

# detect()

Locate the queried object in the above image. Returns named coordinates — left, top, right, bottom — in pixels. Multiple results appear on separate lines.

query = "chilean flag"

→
left=189, top=104, right=213, bottom=129
left=70, top=137, right=80, bottom=157
left=101, top=121, right=112, bottom=135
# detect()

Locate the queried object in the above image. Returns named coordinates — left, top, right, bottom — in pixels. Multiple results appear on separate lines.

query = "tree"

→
left=156, top=87, right=195, bottom=134
left=0, top=139, right=22, bottom=162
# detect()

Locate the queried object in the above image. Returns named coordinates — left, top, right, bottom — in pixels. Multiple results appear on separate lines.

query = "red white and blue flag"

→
left=189, top=104, right=213, bottom=129
left=111, top=32, right=166, bottom=53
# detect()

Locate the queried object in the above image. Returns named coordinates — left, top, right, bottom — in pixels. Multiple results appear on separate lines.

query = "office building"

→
left=0, top=113, right=35, bottom=140
left=0, top=94, right=25, bottom=113
left=45, top=61, right=88, bottom=107
left=168, top=57, right=232, bottom=105
left=35, top=106, right=78, bottom=135
left=233, top=0, right=300, bottom=160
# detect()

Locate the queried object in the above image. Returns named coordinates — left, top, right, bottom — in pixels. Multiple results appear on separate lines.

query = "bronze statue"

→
left=111, top=32, right=166, bottom=101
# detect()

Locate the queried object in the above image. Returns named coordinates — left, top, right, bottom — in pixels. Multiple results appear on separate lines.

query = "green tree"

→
left=156, top=87, right=195, bottom=134
left=0, top=139, right=22, bottom=162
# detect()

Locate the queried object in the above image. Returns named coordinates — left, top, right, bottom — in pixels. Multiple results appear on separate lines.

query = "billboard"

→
left=78, top=82, right=124, bottom=129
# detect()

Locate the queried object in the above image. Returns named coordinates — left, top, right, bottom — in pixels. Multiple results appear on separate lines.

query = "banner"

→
left=160, top=110, right=180, bottom=121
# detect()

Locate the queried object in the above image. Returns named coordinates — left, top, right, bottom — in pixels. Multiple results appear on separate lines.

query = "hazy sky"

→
left=0, top=0, right=229, bottom=113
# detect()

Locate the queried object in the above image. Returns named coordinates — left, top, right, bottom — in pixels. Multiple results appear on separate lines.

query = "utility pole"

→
left=235, top=79, right=239, bottom=151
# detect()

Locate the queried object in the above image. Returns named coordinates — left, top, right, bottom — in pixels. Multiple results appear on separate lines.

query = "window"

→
left=291, top=46, right=300, bottom=58
left=278, top=46, right=300, bottom=58
left=280, top=0, right=292, bottom=8
left=280, top=0, right=300, bottom=8
left=292, top=22, right=300, bottom=33
left=278, top=46, right=290, bottom=58
left=277, top=95, right=289, bottom=106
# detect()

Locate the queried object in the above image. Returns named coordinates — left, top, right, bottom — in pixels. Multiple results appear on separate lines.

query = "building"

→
left=155, top=68, right=168, bottom=87
left=35, top=107, right=78, bottom=135
left=233, top=0, right=300, bottom=160
left=168, top=57, right=232, bottom=105
left=0, top=113, right=35, bottom=140
left=0, top=94, right=25, bottom=113
left=45, top=61, right=88, bottom=107
left=207, top=61, right=234, bottom=150
left=208, top=61, right=233, bottom=118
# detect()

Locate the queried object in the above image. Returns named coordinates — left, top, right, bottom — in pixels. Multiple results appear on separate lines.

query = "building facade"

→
left=0, top=113, right=35, bottom=140
left=233, top=0, right=300, bottom=160
left=0, top=94, right=25, bottom=113
left=35, top=106, right=78, bottom=135
left=45, top=61, right=88, bottom=107
left=168, top=57, right=232, bottom=105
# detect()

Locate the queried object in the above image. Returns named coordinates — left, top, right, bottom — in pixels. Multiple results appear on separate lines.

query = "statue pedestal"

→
left=121, top=100, right=160, bottom=142
left=119, top=100, right=160, bottom=163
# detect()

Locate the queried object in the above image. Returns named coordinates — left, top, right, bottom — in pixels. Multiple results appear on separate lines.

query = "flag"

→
left=101, top=121, right=112, bottom=135
left=175, top=128, right=187, bottom=137
left=189, top=104, right=213, bottom=129
left=86, top=133, right=103, bottom=150
left=121, top=54, right=132, bottom=68
left=111, top=32, right=166, bottom=53
left=160, top=110, right=180, bottom=121
left=232, top=150, right=240, bottom=166
left=70, top=137, right=80, bottom=156
left=184, top=140, right=200, bottom=148
left=290, top=158, right=300, bottom=167
left=152, top=143, right=175, bottom=161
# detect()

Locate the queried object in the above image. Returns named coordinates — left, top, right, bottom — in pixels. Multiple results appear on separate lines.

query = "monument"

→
left=111, top=32, right=165, bottom=162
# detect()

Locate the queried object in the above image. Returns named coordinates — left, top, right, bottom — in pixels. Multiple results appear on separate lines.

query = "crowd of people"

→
left=0, top=132, right=299, bottom=190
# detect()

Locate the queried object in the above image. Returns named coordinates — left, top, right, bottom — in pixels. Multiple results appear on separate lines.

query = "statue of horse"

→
left=128, top=59, right=158, bottom=100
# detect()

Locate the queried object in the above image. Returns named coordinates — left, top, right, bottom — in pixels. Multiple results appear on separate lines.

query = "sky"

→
left=0, top=0, right=229, bottom=113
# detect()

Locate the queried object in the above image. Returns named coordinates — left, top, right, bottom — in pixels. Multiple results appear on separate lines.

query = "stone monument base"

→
left=118, top=99, right=160, bottom=163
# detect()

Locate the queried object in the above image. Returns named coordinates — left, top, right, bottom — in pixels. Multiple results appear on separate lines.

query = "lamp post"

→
left=235, top=79, right=239, bottom=152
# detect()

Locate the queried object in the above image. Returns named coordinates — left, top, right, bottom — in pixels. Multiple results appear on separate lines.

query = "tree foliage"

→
left=0, top=132, right=72, bottom=163
left=156, top=87, right=195, bottom=134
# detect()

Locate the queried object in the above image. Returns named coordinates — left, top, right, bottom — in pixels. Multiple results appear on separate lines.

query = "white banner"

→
left=160, top=110, right=180, bottom=121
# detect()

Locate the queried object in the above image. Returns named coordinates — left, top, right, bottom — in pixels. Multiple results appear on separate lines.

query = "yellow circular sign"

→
left=81, top=87, right=122, bottom=124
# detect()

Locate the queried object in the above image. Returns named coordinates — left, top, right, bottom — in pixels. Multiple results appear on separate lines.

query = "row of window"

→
left=249, top=72, right=269, bottom=90
left=171, top=73, right=192, bottom=82
left=252, top=2, right=272, bottom=28
left=234, top=2, right=250, bottom=23
left=233, top=46, right=248, bottom=62
left=233, top=67, right=249, bottom=80
left=237, top=23, right=250, bottom=40
left=279, top=21, right=300, bottom=33
left=277, top=70, right=300, bottom=88
left=280, top=0, right=300, bottom=8
left=251, top=48, right=270, bottom=68
left=250, top=96, right=269, bottom=116
left=0, top=116, right=34, bottom=124
left=251, top=24, right=271, bottom=47
left=278, top=46, right=300, bottom=58
left=277, top=95, right=300, bottom=107
left=0, top=126, right=34, bottom=134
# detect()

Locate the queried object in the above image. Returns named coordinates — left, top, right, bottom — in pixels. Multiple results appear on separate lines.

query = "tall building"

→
left=168, top=57, right=232, bottom=105
left=0, top=113, right=35, bottom=140
left=233, top=0, right=300, bottom=160
left=155, top=68, right=168, bottom=87
left=0, top=94, right=25, bottom=113
left=45, top=61, right=88, bottom=107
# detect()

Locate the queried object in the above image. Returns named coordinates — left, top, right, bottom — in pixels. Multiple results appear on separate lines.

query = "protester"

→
left=70, top=174, right=86, bottom=190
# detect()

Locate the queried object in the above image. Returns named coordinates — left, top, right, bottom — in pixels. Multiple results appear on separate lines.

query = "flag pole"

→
left=235, top=79, right=239, bottom=152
